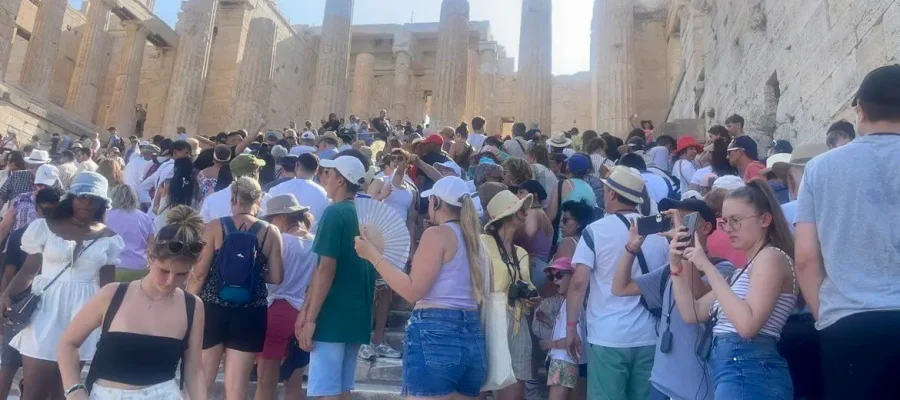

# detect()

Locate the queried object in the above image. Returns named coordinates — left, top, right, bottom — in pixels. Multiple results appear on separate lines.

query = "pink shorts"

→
left=261, top=299, right=300, bottom=360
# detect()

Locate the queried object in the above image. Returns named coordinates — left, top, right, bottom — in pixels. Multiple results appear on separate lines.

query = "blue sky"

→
left=70, top=0, right=593, bottom=75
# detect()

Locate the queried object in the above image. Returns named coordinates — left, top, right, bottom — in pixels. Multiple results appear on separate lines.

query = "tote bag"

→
left=480, top=238, right=517, bottom=391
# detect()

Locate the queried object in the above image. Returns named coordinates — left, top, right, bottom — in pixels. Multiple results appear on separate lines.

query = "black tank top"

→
left=86, top=283, right=195, bottom=391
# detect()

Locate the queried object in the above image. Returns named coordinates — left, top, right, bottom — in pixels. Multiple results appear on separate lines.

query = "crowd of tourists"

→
left=0, top=64, right=895, bottom=400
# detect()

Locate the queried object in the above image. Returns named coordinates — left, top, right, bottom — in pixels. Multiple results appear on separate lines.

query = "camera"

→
left=508, top=280, right=539, bottom=305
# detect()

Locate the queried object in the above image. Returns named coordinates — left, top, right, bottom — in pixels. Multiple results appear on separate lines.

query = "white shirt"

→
left=177, top=133, right=189, bottom=141
left=641, top=172, right=669, bottom=205
left=267, top=178, right=330, bottom=230
left=467, top=133, right=487, bottom=151
left=465, top=180, right=484, bottom=219
left=572, top=212, right=669, bottom=348
left=139, top=159, right=174, bottom=203
left=672, top=159, right=698, bottom=193
left=648, top=146, right=671, bottom=172
left=690, top=166, right=713, bottom=186
left=200, top=187, right=273, bottom=223
left=123, top=157, right=149, bottom=193
left=267, top=232, right=316, bottom=310
left=551, top=299, right=587, bottom=364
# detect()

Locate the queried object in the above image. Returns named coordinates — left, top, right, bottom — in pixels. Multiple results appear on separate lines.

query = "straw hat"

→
left=600, top=166, right=645, bottom=204
left=548, top=132, right=573, bottom=148
left=766, top=142, right=829, bottom=182
left=265, top=194, right=309, bottom=217
left=484, top=189, right=533, bottom=230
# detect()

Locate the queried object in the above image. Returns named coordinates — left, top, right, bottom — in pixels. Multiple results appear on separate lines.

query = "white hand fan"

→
left=356, top=198, right=411, bottom=270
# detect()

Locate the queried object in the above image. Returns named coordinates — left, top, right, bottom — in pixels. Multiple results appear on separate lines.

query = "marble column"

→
left=349, top=53, right=374, bottom=117
left=65, top=0, right=114, bottom=121
left=309, top=0, right=354, bottom=121
left=517, top=0, right=552, bottom=132
left=18, top=0, right=68, bottom=99
left=464, top=49, right=478, bottom=124
left=431, top=0, right=470, bottom=129
left=161, top=0, right=218, bottom=135
left=390, top=47, right=411, bottom=123
left=107, top=21, right=148, bottom=137
left=230, top=18, right=276, bottom=131
left=0, top=0, right=24, bottom=80
left=592, top=0, right=634, bottom=136
left=477, top=41, right=498, bottom=133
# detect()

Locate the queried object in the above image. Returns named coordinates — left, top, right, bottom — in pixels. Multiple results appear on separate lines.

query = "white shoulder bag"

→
left=479, top=237, right=517, bottom=391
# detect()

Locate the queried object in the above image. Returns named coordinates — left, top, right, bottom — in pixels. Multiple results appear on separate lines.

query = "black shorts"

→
left=202, top=303, right=267, bottom=352
left=279, top=338, right=310, bottom=381
left=820, top=310, right=900, bottom=400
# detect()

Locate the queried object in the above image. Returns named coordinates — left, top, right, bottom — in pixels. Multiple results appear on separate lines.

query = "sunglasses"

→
left=157, top=240, right=204, bottom=255
left=390, top=155, right=406, bottom=162
left=547, top=271, right=571, bottom=281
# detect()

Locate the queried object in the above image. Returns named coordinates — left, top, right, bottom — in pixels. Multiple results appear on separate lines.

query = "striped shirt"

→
left=712, top=247, right=797, bottom=339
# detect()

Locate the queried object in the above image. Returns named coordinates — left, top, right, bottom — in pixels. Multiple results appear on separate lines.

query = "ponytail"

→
left=457, top=195, right=486, bottom=305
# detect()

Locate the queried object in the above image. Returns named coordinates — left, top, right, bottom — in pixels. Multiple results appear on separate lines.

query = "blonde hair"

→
left=109, top=184, right=139, bottom=210
left=151, top=205, right=205, bottom=262
left=230, top=176, right=263, bottom=207
left=502, top=157, right=533, bottom=185
left=455, top=195, right=486, bottom=304
left=97, top=158, right=124, bottom=187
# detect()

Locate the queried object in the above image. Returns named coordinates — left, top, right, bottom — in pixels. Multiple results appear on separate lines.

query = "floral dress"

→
left=11, top=192, right=36, bottom=231
left=198, top=174, right=217, bottom=204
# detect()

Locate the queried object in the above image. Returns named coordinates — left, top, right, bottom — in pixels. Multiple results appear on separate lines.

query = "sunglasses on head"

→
left=157, top=240, right=204, bottom=256
left=547, top=270, right=570, bottom=281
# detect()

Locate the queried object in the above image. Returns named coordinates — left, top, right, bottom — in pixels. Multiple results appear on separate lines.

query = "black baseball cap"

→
left=771, top=139, right=793, bottom=154
left=509, top=179, right=547, bottom=202
left=727, top=136, right=759, bottom=160
left=852, top=64, right=900, bottom=107
left=659, top=198, right=717, bottom=232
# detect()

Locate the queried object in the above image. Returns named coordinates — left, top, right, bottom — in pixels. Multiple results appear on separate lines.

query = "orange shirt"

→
left=743, top=161, right=766, bottom=183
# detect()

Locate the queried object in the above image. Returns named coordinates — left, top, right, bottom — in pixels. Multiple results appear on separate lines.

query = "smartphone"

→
left=637, top=214, right=672, bottom=236
left=681, top=212, right=700, bottom=243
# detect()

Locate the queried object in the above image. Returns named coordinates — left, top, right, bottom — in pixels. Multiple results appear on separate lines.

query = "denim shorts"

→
left=307, top=341, right=360, bottom=397
left=709, top=333, right=793, bottom=400
left=402, top=308, right=486, bottom=397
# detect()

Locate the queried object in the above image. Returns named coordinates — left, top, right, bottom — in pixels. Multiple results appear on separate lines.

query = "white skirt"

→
left=90, top=380, right=182, bottom=399
left=9, top=276, right=100, bottom=361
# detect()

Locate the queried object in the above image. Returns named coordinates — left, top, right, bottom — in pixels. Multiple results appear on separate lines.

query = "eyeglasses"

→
left=717, top=214, right=761, bottom=232
left=157, top=240, right=204, bottom=255
left=547, top=271, right=570, bottom=281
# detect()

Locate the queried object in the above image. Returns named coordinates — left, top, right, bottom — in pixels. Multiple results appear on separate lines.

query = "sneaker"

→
left=358, top=344, right=377, bottom=361
left=374, top=343, right=402, bottom=358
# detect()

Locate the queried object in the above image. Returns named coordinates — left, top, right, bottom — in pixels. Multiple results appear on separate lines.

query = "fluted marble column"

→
left=431, top=0, right=469, bottom=129
left=19, top=0, right=67, bottom=99
left=107, top=21, right=148, bottom=137
left=592, top=0, right=634, bottom=136
left=390, top=47, right=410, bottom=123
left=66, top=0, right=114, bottom=120
left=517, top=0, right=552, bottom=132
left=309, top=0, right=354, bottom=121
left=230, top=18, right=276, bottom=131
left=464, top=49, right=478, bottom=123
left=350, top=53, right=374, bottom=117
left=477, top=41, right=498, bottom=134
left=161, top=0, right=218, bottom=135
left=0, top=0, right=24, bottom=80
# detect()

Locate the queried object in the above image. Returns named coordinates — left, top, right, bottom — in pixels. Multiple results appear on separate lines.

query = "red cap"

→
left=421, top=134, right=444, bottom=146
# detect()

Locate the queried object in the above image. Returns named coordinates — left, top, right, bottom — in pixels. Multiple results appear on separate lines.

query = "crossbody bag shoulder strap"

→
left=39, top=239, right=100, bottom=295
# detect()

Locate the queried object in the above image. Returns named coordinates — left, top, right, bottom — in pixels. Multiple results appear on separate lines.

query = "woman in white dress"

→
left=0, top=171, right=124, bottom=400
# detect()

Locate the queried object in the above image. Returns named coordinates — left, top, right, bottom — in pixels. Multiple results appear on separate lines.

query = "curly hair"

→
left=502, top=157, right=533, bottom=186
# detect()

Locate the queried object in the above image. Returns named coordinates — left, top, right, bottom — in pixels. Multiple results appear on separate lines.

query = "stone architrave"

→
left=161, top=0, right=218, bottom=135
left=477, top=41, right=498, bottom=133
left=592, top=0, right=634, bottom=136
left=107, top=21, right=148, bottom=137
left=517, top=0, right=552, bottom=132
left=349, top=53, right=375, bottom=117
left=0, top=0, right=25, bottom=80
left=309, top=0, right=354, bottom=121
left=230, top=18, right=277, bottom=131
left=464, top=49, right=478, bottom=123
left=18, top=0, right=68, bottom=99
left=431, top=0, right=470, bottom=129
left=65, top=0, right=115, bottom=121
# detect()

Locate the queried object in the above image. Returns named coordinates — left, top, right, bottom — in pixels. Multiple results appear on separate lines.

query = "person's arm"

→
left=670, top=261, right=717, bottom=324
left=0, top=207, right=16, bottom=247
left=552, top=237, right=575, bottom=261
left=183, top=295, right=207, bottom=400
left=263, top=225, right=284, bottom=285
left=546, top=183, right=560, bottom=223
left=415, top=159, right=443, bottom=181
left=565, top=263, right=591, bottom=362
left=355, top=226, right=445, bottom=303
left=57, top=284, right=118, bottom=400
left=194, top=136, right=215, bottom=149
left=0, top=253, right=40, bottom=310
left=524, top=211, right=540, bottom=238
left=295, top=255, right=335, bottom=351
left=795, top=222, right=823, bottom=319
left=406, top=205, right=418, bottom=258
left=611, top=220, right=645, bottom=296
left=366, top=178, right=384, bottom=198
left=187, top=221, right=217, bottom=295
left=0, top=264, right=16, bottom=294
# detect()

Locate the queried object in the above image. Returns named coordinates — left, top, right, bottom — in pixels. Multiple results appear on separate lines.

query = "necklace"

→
left=138, top=278, right=173, bottom=309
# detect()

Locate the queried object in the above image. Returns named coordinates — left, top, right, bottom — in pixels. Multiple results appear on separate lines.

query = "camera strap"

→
left=492, top=233, right=521, bottom=283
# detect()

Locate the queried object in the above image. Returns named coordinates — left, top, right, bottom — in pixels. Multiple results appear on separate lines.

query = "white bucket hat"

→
left=25, top=149, right=50, bottom=164
left=67, top=171, right=111, bottom=208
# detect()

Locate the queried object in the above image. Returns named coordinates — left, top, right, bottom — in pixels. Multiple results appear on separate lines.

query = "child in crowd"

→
left=540, top=257, right=587, bottom=400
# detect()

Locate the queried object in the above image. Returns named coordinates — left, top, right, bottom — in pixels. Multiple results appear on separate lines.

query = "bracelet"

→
left=625, top=244, right=640, bottom=255
left=372, top=256, right=384, bottom=269
left=566, top=321, right=578, bottom=327
left=64, top=383, right=86, bottom=397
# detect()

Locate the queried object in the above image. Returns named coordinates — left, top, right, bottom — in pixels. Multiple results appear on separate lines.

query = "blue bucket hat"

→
left=67, top=171, right=111, bottom=208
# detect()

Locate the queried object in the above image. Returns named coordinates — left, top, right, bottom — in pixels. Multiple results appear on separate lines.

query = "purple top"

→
left=516, top=227, right=553, bottom=263
left=11, top=192, right=36, bottom=232
left=417, top=223, right=477, bottom=310
left=105, top=209, right=154, bottom=270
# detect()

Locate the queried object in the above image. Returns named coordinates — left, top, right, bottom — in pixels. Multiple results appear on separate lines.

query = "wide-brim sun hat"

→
left=67, top=171, right=111, bottom=208
left=600, top=166, right=645, bottom=204
left=265, top=194, right=309, bottom=217
left=549, top=132, right=573, bottom=148
left=674, top=136, right=704, bottom=155
left=767, top=142, right=829, bottom=182
left=484, top=190, right=533, bottom=230
left=25, top=149, right=50, bottom=164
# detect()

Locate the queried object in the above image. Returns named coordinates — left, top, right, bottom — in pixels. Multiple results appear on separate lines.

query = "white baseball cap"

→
left=290, top=145, right=316, bottom=156
left=34, top=164, right=59, bottom=186
left=434, top=160, right=462, bottom=176
left=420, top=176, right=472, bottom=207
left=712, top=175, right=746, bottom=191
left=320, top=156, right=366, bottom=186
left=300, top=131, right=317, bottom=140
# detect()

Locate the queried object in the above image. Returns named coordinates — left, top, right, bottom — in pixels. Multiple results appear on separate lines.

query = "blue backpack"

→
left=214, top=217, right=268, bottom=305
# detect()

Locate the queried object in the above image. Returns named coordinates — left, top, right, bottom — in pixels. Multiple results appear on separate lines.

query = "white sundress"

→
left=10, top=218, right=125, bottom=361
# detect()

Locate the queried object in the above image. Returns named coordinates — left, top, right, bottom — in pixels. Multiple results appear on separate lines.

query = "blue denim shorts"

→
left=306, top=341, right=360, bottom=397
left=709, top=333, right=793, bottom=400
left=402, top=308, right=487, bottom=397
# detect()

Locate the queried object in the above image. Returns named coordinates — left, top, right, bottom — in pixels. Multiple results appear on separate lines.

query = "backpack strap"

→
left=220, top=217, right=238, bottom=235
left=102, top=283, right=129, bottom=333
left=613, top=214, right=655, bottom=313
left=248, top=220, right=270, bottom=248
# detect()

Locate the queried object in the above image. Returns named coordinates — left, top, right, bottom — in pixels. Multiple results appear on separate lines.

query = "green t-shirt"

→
left=311, top=200, right=374, bottom=344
